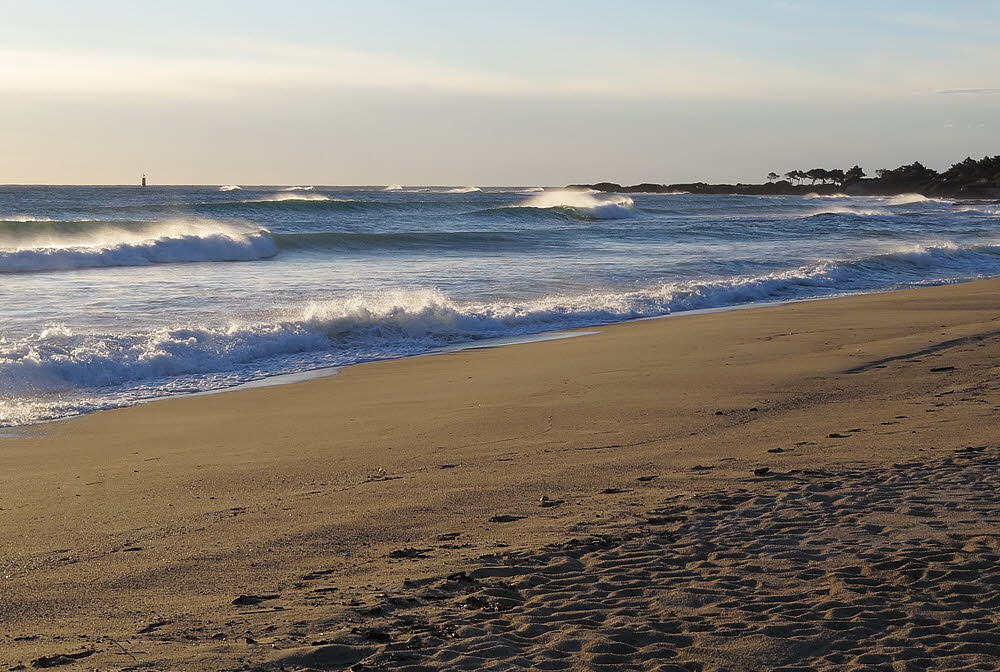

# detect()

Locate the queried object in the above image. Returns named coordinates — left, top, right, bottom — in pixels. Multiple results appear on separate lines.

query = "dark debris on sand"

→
left=29, top=650, right=95, bottom=669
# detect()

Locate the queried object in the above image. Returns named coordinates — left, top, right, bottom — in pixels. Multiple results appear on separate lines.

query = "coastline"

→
left=0, top=280, right=976, bottom=432
left=570, top=179, right=1000, bottom=199
left=7, top=185, right=1000, bottom=431
left=2, top=278, right=1000, bottom=670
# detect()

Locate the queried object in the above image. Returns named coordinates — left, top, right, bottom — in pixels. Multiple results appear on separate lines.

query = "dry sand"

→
left=2, top=279, right=999, bottom=671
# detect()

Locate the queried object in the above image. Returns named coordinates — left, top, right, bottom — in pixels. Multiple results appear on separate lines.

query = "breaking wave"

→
left=0, top=220, right=276, bottom=273
left=886, top=193, right=945, bottom=206
left=804, top=206, right=890, bottom=218
left=84, top=194, right=350, bottom=215
left=5, top=241, right=1000, bottom=425
left=483, top=189, right=636, bottom=220
left=805, top=193, right=850, bottom=199
left=219, top=185, right=241, bottom=191
left=283, top=186, right=314, bottom=191
left=447, top=186, right=482, bottom=193
left=955, top=204, right=1000, bottom=215
left=249, top=193, right=331, bottom=202
left=383, top=184, right=404, bottom=191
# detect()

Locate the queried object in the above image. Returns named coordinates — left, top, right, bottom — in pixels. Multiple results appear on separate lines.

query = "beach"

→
left=2, top=278, right=999, bottom=671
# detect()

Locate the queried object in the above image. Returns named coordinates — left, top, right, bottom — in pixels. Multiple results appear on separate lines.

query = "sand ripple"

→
left=267, top=447, right=999, bottom=671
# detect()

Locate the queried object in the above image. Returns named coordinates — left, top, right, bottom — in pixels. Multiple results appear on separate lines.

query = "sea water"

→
left=2, top=185, right=998, bottom=426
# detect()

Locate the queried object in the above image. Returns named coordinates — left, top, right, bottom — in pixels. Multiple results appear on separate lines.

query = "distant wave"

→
left=803, top=206, right=890, bottom=218
left=283, top=186, right=314, bottom=191
left=955, top=204, right=1000, bottom=215
left=521, top=187, right=545, bottom=193
left=467, top=205, right=588, bottom=222
left=91, top=193, right=336, bottom=208
left=0, top=220, right=276, bottom=273
left=6, top=240, right=999, bottom=421
left=219, top=185, right=241, bottom=191
left=90, top=196, right=413, bottom=216
left=447, top=186, right=482, bottom=193
left=204, top=196, right=411, bottom=213
left=480, top=189, right=636, bottom=220
left=249, top=193, right=331, bottom=202
left=805, top=192, right=850, bottom=199
left=802, top=193, right=944, bottom=206
left=274, top=230, right=536, bottom=252
left=886, top=193, right=946, bottom=206
left=383, top=184, right=404, bottom=191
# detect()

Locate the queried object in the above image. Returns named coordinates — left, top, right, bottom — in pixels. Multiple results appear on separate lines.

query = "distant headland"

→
left=570, top=155, right=1000, bottom=199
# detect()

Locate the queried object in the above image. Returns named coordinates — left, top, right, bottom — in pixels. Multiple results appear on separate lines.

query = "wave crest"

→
left=252, top=193, right=330, bottom=202
left=519, top=189, right=635, bottom=219
left=0, top=220, right=276, bottom=273
left=955, top=204, right=1000, bottom=215
left=7, top=241, right=999, bottom=416
left=886, top=193, right=942, bottom=205
left=804, top=206, right=890, bottom=218
left=805, top=192, right=850, bottom=199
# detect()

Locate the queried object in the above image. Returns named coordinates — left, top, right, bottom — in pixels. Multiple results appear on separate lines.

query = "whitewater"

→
left=2, top=184, right=999, bottom=426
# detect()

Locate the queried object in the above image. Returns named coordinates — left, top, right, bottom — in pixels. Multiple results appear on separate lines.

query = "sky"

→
left=1, top=1, right=998, bottom=185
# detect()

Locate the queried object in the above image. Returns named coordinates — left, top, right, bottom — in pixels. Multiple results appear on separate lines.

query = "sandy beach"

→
left=2, top=279, right=999, bottom=671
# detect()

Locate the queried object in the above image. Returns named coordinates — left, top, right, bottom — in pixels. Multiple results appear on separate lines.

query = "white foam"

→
left=805, top=193, right=850, bottom=199
left=283, top=186, right=314, bottom=191
left=1, top=242, right=996, bottom=426
left=0, top=220, right=276, bottom=273
left=383, top=184, right=404, bottom=191
left=219, top=185, right=241, bottom=191
left=254, top=193, right=331, bottom=202
left=522, top=189, right=635, bottom=219
left=956, top=204, right=1000, bottom=215
left=9, top=240, right=1000, bottom=426
left=886, top=193, right=945, bottom=205
left=447, top=186, right=482, bottom=193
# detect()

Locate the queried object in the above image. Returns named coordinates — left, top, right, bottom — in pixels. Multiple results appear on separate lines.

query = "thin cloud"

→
left=0, top=37, right=994, bottom=105
left=938, top=88, right=1000, bottom=95
left=874, top=11, right=1000, bottom=37
left=0, top=43, right=817, bottom=101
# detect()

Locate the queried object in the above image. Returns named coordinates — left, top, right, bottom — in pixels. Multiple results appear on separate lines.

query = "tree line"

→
left=765, top=155, right=1000, bottom=188
left=765, top=166, right=865, bottom=187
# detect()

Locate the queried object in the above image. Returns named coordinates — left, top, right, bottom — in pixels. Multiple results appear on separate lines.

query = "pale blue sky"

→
left=2, top=1, right=998, bottom=184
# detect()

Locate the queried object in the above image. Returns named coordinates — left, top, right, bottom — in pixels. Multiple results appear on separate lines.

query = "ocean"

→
left=2, top=185, right=999, bottom=427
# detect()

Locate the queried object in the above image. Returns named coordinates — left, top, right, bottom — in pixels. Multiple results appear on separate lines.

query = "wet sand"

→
left=2, top=279, right=999, bottom=671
